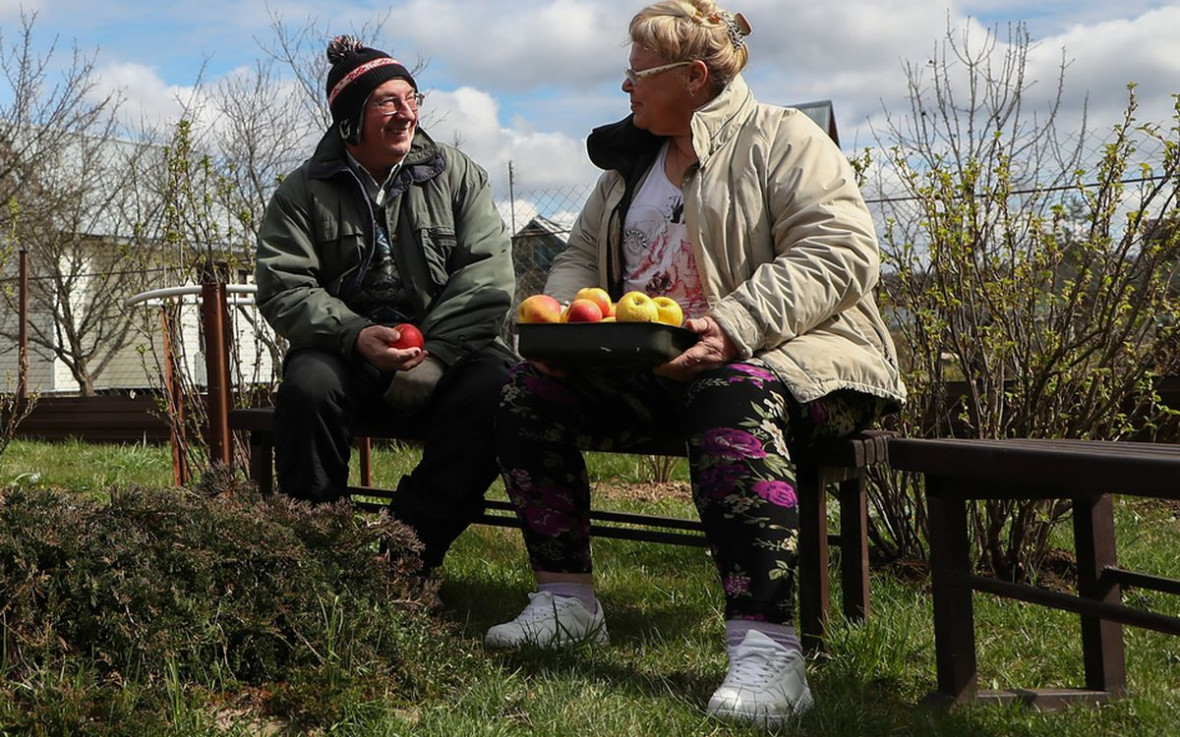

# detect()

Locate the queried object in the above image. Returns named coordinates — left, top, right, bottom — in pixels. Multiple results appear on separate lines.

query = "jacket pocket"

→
left=314, top=218, right=367, bottom=295
left=418, top=226, right=457, bottom=293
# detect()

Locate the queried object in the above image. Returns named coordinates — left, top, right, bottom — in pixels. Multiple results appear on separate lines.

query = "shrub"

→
left=0, top=475, right=437, bottom=727
left=869, top=22, right=1180, bottom=578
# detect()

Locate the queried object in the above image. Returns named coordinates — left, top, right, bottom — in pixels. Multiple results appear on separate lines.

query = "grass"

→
left=0, top=437, right=174, bottom=492
left=2, top=439, right=1179, bottom=735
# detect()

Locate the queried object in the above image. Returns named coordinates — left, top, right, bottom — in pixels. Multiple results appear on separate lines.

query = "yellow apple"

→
left=574, top=287, right=613, bottom=318
left=518, top=294, right=563, bottom=324
left=652, top=296, right=684, bottom=327
left=614, top=291, right=660, bottom=323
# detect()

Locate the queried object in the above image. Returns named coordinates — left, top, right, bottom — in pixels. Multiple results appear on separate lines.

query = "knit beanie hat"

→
left=325, top=35, right=418, bottom=144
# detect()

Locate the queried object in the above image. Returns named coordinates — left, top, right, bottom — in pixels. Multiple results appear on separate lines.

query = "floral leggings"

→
left=495, top=360, right=891, bottom=625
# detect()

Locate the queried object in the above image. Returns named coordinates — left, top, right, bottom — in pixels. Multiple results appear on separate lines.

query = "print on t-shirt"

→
left=622, top=143, right=708, bottom=319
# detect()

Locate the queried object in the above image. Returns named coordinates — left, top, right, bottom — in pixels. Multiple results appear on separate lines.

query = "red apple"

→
left=563, top=298, right=604, bottom=323
left=518, top=294, right=563, bottom=324
left=574, top=287, right=613, bottom=318
left=390, top=323, right=424, bottom=350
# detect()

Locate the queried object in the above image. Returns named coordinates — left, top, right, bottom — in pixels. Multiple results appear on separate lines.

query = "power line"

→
left=863, top=174, right=1172, bottom=205
left=0, top=265, right=183, bottom=286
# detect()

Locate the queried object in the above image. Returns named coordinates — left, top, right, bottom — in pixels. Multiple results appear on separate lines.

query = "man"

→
left=255, top=36, right=516, bottom=570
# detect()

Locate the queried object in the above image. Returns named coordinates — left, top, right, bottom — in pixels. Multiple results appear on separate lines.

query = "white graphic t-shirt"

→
left=621, top=142, right=709, bottom=319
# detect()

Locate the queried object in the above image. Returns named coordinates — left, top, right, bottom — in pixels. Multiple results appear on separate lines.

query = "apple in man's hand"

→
left=390, top=323, right=424, bottom=350
left=518, top=294, right=563, bottom=324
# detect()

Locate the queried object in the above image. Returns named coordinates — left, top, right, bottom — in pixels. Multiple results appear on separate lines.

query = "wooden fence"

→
left=11, top=394, right=173, bottom=444
left=6, top=376, right=1178, bottom=446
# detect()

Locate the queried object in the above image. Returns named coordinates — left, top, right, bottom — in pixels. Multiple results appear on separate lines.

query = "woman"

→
left=487, top=0, right=906, bottom=727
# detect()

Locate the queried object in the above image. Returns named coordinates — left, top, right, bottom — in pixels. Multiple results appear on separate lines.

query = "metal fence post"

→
left=201, top=282, right=232, bottom=467
left=160, top=306, right=189, bottom=485
left=17, top=249, right=28, bottom=405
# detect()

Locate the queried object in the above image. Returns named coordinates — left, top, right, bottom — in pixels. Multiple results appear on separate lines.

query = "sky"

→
left=3, top=0, right=1179, bottom=222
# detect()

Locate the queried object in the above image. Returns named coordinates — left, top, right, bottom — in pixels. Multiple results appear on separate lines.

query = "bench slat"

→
left=890, top=437, right=1180, bottom=497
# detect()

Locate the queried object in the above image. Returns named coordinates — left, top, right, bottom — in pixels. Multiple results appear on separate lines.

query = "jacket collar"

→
left=586, top=74, right=756, bottom=177
left=307, top=126, right=446, bottom=195
left=688, top=74, right=754, bottom=167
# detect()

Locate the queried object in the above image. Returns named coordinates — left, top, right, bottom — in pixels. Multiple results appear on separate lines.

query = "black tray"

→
left=517, top=322, right=699, bottom=367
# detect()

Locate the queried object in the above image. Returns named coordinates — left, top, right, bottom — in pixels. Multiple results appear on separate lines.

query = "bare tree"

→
left=867, top=22, right=1180, bottom=578
left=0, top=12, right=165, bottom=395
left=0, top=12, right=120, bottom=215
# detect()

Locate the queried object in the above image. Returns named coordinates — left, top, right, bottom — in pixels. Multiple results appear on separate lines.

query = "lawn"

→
left=1, top=439, right=1179, bottom=736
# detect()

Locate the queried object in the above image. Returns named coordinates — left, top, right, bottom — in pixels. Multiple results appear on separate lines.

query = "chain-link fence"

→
left=496, top=183, right=590, bottom=323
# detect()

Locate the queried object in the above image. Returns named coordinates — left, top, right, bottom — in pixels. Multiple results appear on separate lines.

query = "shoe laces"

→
left=512, top=591, right=572, bottom=623
left=725, top=640, right=795, bottom=687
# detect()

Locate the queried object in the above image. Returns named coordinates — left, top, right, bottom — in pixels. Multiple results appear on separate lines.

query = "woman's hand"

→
left=654, top=316, right=738, bottom=382
left=529, top=359, right=568, bottom=378
left=356, top=325, right=427, bottom=372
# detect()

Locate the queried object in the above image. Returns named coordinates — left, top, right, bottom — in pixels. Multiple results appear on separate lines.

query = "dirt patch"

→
left=1126, top=495, right=1180, bottom=518
left=592, top=481, right=692, bottom=504
left=1031, top=547, right=1078, bottom=594
left=881, top=558, right=931, bottom=585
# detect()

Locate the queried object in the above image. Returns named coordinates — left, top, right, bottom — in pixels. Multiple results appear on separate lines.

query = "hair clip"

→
left=733, top=12, right=752, bottom=37
left=714, top=10, right=751, bottom=50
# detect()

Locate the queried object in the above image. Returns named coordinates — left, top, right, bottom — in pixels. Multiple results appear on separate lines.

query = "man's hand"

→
left=653, top=316, right=738, bottom=382
left=356, top=324, right=427, bottom=372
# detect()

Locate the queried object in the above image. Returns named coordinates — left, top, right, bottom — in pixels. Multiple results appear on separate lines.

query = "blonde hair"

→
left=628, top=0, right=750, bottom=94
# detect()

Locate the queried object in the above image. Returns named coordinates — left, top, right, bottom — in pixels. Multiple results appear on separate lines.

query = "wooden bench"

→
left=228, top=405, right=891, bottom=654
left=888, top=437, right=1180, bottom=709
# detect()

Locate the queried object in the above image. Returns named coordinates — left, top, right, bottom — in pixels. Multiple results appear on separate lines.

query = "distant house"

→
left=0, top=247, right=275, bottom=396
left=791, top=99, right=840, bottom=146
left=512, top=215, right=569, bottom=287
left=0, top=129, right=275, bottom=396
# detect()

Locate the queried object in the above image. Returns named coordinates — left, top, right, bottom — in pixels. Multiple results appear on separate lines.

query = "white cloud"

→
left=732, top=0, right=1179, bottom=151
left=0, top=0, right=39, bottom=18
left=1031, top=6, right=1180, bottom=129
left=382, top=0, right=625, bottom=91
left=423, top=86, right=599, bottom=207
left=33, top=0, right=1178, bottom=211
left=88, top=61, right=216, bottom=137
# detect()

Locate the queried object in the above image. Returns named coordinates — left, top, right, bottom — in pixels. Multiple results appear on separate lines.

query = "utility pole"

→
left=508, top=161, right=517, bottom=235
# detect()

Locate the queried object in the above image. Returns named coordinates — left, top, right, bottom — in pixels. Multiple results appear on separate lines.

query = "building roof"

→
left=791, top=100, right=840, bottom=146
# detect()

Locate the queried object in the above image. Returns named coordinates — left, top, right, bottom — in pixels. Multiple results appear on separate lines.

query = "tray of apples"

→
left=516, top=288, right=698, bottom=367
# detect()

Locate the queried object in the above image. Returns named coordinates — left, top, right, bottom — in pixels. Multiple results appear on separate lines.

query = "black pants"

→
left=274, top=347, right=510, bottom=568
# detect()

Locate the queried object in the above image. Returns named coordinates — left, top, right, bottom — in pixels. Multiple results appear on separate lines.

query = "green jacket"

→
left=256, top=127, right=515, bottom=367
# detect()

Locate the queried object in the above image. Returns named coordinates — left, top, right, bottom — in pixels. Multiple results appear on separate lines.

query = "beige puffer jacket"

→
left=547, top=75, right=906, bottom=406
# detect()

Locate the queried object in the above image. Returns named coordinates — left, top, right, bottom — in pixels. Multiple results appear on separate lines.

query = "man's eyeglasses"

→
left=624, top=61, right=693, bottom=85
left=370, top=92, right=425, bottom=114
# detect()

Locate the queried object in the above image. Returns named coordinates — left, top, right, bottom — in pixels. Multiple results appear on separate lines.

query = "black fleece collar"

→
left=307, top=126, right=446, bottom=195
left=585, top=115, right=663, bottom=182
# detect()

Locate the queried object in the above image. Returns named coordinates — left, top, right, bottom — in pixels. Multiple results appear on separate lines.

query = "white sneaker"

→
left=706, top=630, right=815, bottom=726
left=484, top=591, right=609, bottom=649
